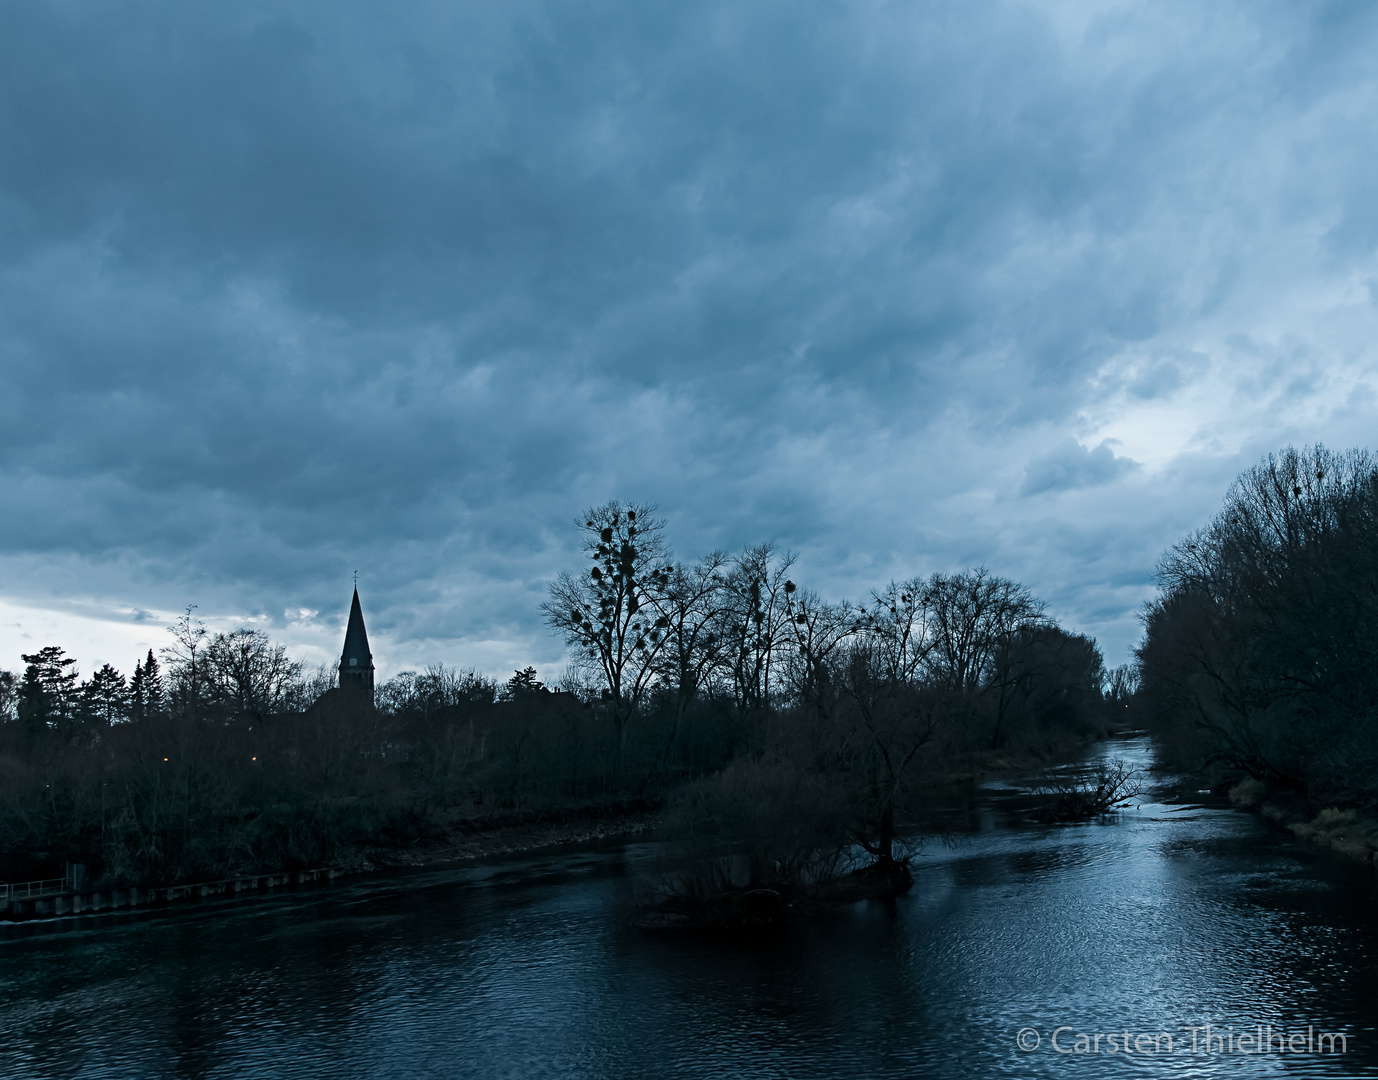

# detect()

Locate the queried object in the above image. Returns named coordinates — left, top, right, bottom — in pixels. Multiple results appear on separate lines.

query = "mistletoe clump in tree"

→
left=543, top=501, right=673, bottom=758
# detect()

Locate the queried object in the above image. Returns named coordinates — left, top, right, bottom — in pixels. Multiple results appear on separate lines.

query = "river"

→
left=2, top=737, right=1376, bottom=1079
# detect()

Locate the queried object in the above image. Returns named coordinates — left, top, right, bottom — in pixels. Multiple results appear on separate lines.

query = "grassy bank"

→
left=1227, top=777, right=1378, bottom=866
left=353, top=798, right=666, bottom=870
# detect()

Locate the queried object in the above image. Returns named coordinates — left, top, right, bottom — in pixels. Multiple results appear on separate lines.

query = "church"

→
left=338, top=586, right=375, bottom=695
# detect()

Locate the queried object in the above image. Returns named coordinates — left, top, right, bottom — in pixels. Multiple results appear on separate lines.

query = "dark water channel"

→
left=3, top=737, right=1377, bottom=1079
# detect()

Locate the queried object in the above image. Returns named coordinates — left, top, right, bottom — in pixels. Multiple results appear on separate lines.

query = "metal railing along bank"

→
left=0, top=879, right=68, bottom=901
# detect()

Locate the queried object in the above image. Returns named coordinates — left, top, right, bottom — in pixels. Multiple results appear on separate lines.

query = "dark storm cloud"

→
left=3, top=0, right=1378, bottom=671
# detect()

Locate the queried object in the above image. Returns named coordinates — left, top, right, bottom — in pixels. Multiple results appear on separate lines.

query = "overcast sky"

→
left=3, top=0, right=1378, bottom=682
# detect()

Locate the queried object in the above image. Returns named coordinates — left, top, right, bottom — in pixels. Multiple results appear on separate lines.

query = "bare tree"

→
left=782, top=586, right=859, bottom=712
left=202, top=628, right=305, bottom=722
left=543, top=501, right=674, bottom=759
left=644, top=551, right=734, bottom=776
left=830, top=641, right=938, bottom=872
left=1104, top=663, right=1139, bottom=708
left=0, top=669, right=16, bottom=724
left=162, top=606, right=209, bottom=720
left=924, top=568, right=1045, bottom=695
left=721, top=544, right=797, bottom=714
left=860, top=578, right=938, bottom=685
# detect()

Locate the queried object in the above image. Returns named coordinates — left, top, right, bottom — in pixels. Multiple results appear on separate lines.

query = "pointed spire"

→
left=339, top=587, right=374, bottom=693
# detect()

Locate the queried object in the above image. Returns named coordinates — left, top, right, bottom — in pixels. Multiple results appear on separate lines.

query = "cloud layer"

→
left=3, top=0, right=1378, bottom=676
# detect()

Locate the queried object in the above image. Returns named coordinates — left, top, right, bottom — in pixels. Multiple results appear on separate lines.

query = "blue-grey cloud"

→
left=1022, top=439, right=1140, bottom=495
left=2, top=0, right=1378, bottom=674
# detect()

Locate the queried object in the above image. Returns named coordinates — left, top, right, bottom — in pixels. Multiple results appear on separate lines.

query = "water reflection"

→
left=2, top=738, right=1376, bottom=1078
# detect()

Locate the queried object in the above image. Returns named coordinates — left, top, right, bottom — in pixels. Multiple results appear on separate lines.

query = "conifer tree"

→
left=130, top=658, right=146, bottom=722
left=81, top=663, right=130, bottom=727
left=142, top=649, right=165, bottom=718
left=18, top=646, right=80, bottom=738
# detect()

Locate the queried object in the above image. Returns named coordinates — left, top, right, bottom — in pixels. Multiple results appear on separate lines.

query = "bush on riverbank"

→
left=634, top=755, right=855, bottom=930
left=1225, top=777, right=1378, bottom=864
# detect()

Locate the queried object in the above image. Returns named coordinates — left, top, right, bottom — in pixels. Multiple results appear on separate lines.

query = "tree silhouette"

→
left=18, top=646, right=80, bottom=738
left=81, top=663, right=130, bottom=728
left=543, top=501, right=673, bottom=759
left=722, top=544, right=797, bottom=714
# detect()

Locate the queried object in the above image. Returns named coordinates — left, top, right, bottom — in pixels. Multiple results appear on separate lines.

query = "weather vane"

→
left=354, top=569, right=358, bottom=588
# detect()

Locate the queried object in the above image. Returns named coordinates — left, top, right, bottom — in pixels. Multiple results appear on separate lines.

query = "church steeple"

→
left=339, top=587, right=374, bottom=694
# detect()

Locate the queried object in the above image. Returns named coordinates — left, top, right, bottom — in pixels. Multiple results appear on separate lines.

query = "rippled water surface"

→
left=3, top=738, right=1377, bottom=1078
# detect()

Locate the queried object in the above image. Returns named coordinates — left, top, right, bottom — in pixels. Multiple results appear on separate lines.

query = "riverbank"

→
left=340, top=740, right=1102, bottom=876
left=1, top=799, right=667, bottom=923
left=1227, top=777, right=1378, bottom=866
left=354, top=799, right=667, bottom=871
left=3, top=735, right=1115, bottom=925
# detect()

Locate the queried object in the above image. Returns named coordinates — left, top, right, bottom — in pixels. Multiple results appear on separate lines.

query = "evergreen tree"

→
left=501, top=666, right=547, bottom=700
left=143, top=649, right=165, bottom=717
left=81, top=663, right=130, bottom=727
left=17, top=665, right=47, bottom=736
left=130, top=658, right=146, bottom=722
left=18, top=646, right=80, bottom=738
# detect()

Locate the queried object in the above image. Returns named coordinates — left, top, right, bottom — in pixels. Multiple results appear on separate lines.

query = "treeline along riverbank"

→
left=1141, top=444, right=1378, bottom=864
left=0, top=504, right=1129, bottom=900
